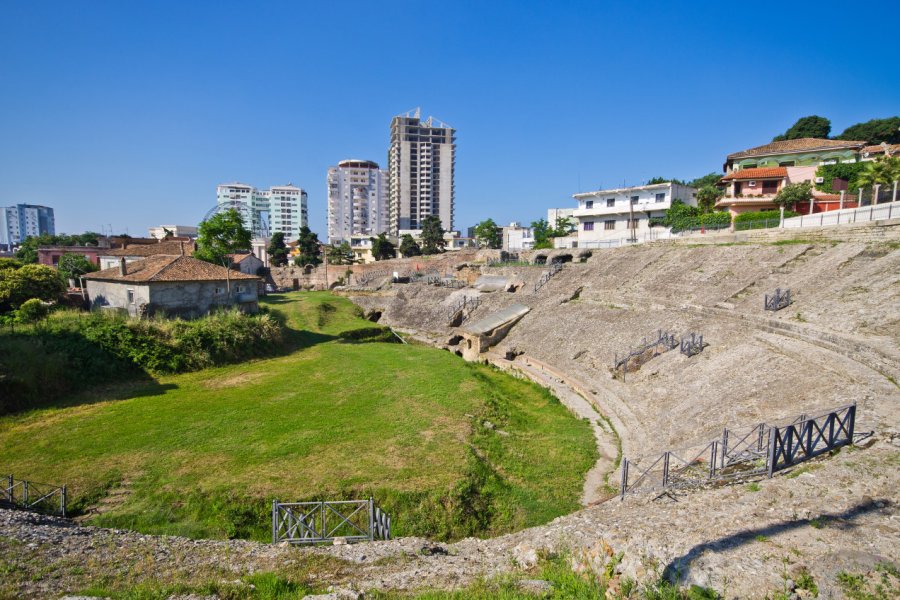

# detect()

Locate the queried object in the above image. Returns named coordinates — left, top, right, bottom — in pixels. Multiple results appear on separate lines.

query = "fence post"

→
left=721, top=428, right=728, bottom=469
left=6, top=475, right=11, bottom=503
left=767, top=426, right=777, bottom=478
left=620, top=459, right=628, bottom=500
left=662, top=452, right=670, bottom=487
left=272, top=500, right=278, bottom=544
left=847, top=404, right=856, bottom=442
left=61, top=485, right=67, bottom=517
left=23, top=480, right=28, bottom=505
left=709, top=441, right=718, bottom=479
left=368, top=498, right=375, bottom=542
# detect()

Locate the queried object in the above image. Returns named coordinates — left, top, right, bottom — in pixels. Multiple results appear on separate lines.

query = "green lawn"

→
left=0, top=292, right=595, bottom=542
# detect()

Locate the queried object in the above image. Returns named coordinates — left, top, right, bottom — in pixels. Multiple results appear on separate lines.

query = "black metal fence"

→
left=2, top=475, right=67, bottom=517
left=533, top=262, right=562, bottom=293
left=613, top=330, right=678, bottom=380
left=620, top=404, right=857, bottom=498
left=447, top=295, right=480, bottom=323
left=765, top=288, right=792, bottom=311
left=272, top=499, right=391, bottom=544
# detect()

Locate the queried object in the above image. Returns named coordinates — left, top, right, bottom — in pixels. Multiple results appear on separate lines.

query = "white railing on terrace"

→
left=782, top=200, right=899, bottom=229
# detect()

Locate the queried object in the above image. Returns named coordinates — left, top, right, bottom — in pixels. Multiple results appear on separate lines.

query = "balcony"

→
left=573, top=199, right=671, bottom=217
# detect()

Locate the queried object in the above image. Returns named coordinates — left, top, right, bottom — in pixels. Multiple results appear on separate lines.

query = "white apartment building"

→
left=148, top=225, right=198, bottom=239
left=215, top=183, right=308, bottom=241
left=327, top=160, right=389, bottom=244
left=0, top=204, right=55, bottom=248
left=570, top=183, right=697, bottom=246
left=501, top=222, right=534, bottom=251
left=389, top=108, right=455, bottom=234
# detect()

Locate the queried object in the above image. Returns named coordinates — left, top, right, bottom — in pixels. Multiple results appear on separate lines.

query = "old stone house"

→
left=227, top=252, right=264, bottom=275
left=83, top=255, right=260, bottom=318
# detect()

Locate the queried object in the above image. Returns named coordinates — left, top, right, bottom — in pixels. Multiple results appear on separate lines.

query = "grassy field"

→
left=0, top=292, right=595, bottom=541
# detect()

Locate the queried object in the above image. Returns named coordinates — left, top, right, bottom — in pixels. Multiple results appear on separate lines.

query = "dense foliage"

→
left=370, top=233, right=396, bottom=260
left=15, top=298, right=49, bottom=323
left=473, top=218, right=502, bottom=249
left=398, top=234, right=421, bottom=257
left=266, top=232, right=288, bottom=267
left=688, top=172, right=723, bottom=188
left=14, top=232, right=100, bottom=264
left=0, top=309, right=285, bottom=414
left=835, top=117, right=900, bottom=144
left=420, top=215, right=446, bottom=255
left=647, top=176, right=686, bottom=185
left=0, top=264, right=65, bottom=311
left=857, top=156, right=900, bottom=189
left=195, top=209, right=252, bottom=265
left=815, top=163, right=869, bottom=193
left=773, top=115, right=831, bottom=141
left=325, top=242, right=356, bottom=265
left=293, top=226, right=322, bottom=266
left=695, top=185, right=724, bottom=212
left=654, top=200, right=731, bottom=233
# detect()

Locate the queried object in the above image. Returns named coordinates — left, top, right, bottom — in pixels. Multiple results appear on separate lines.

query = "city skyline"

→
left=1, top=1, right=898, bottom=238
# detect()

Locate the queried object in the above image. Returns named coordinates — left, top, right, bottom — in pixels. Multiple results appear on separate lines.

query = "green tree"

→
left=856, top=156, right=900, bottom=202
left=0, top=264, right=65, bottom=311
left=195, top=209, right=252, bottom=265
left=420, top=216, right=446, bottom=255
left=688, top=172, right=723, bottom=188
left=835, top=117, right=900, bottom=144
left=552, top=216, right=576, bottom=237
left=398, top=234, right=421, bottom=257
left=15, top=298, right=50, bottom=323
left=266, top=232, right=289, bottom=267
left=696, top=185, right=724, bottom=213
left=531, top=219, right=553, bottom=249
left=0, top=258, right=23, bottom=272
left=773, top=116, right=831, bottom=141
left=773, top=181, right=814, bottom=211
left=647, top=176, right=686, bottom=185
left=57, top=253, right=98, bottom=282
left=293, top=226, right=321, bottom=266
left=370, top=233, right=397, bottom=261
left=326, top=242, right=357, bottom=265
left=473, top=218, right=502, bottom=249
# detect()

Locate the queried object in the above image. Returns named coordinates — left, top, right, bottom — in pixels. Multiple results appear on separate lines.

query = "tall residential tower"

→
left=0, top=204, right=55, bottom=248
left=215, top=183, right=308, bottom=241
left=327, top=160, right=389, bottom=243
left=388, top=109, right=455, bottom=234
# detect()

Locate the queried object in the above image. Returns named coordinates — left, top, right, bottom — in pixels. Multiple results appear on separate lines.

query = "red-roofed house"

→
left=83, top=255, right=260, bottom=317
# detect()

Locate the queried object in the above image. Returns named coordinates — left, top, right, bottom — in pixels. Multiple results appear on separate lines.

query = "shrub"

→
left=734, top=209, right=799, bottom=230
left=815, top=162, right=869, bottom=193
left=15, top=298, right=50, bottom=323
left=0, top=264, right=65, bottom=311
left=659, top=200, right=731, bottom=233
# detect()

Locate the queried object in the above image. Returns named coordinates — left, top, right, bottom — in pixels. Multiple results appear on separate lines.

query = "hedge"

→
left=815, top=163, right=868, bottom=194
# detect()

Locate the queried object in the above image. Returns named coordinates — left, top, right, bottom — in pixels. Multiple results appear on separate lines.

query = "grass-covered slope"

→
left=0, top=292, right=595, bottom=541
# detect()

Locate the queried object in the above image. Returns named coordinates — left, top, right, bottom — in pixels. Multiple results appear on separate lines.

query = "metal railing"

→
left=447, top=295, right=480, bottom=323
left=765, top=288, right=792, bottom=311
left=533, top=262, right=562, bottom=293
left=620, top=404, right=857, bottom=498
left=614, top=330, right=678, bottom=381
left=272, top=498, right=390, bottom=544
left=679, top=333, right=705, bottom=357
left=3, top=475, right=67, bottom=517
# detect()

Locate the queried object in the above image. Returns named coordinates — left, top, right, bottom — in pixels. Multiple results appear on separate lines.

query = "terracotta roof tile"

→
left=727, top=138, right=867, bottom=160
left=862, top=143, right=900, bottom=155
left=83, top=255, right=259, bottom=283
left=102, top=240, right=195, bottom=257
left=721, top=167, right=788, bottom=181
left=226, top=252, right=257, bottom=263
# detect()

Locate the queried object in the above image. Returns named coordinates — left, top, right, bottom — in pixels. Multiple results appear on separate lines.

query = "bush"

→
left=659, top=200, right=731, bottom=233
left=0, top=264, right=65, bottom=311
left=15, top=299, right=49, bottom=323
left=815, top=163, right=868, bottom=193
left=734, top=209, right=799, bottom=230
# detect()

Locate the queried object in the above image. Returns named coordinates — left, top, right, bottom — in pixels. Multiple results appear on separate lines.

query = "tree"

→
left=293, top=226, right=321, bottom=266
left=0, top=264, right=65, bottom=311
left=773, top=181, right=814, bottom=211
left=371, top=234, right=397, bottom=261
left=836, top=117, right=900, bottom=144
left=531, top=219, right=553, bottom=249
left=195, top=209, right=252, bottom=265
left=420, top=216, right=446, bottom=255
left=327, top=242, right=357, bottom=265
left=398, top=234, right=421, bottom=257
left=16, top=298, right=50, bottom=323
left=647, top=176, right=686, bottom=185
left=57, top=253, right=98, bottom=282
left=773, top=116, right=831, bottom=141
left=688, top=172, right=723, bottom=189
left=856, top=156, right=900, bottom=193
left=696, top=185, right=725, bottom=213
left=552, top=216, right=576, bottom=237
left=473, top=218, right=502, bottom=249
left=267, top=232, right=289, bottom=267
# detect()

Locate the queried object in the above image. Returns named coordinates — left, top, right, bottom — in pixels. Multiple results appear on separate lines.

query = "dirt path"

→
left=488, top=354, right=620, bottom=505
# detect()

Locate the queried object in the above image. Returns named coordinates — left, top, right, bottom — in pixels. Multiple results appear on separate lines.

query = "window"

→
left=630, top=196, right=639, bottom=204
left=778, top=161, right=795, bottom=167
left=762, top=180, right=778, bottom=194
left=606, top=198, right=615, bottom=207
left=655, top=193, right=666, bottom=203
left=583, top=221, right=594, bottom=231
left=604, top=220, right=616, bottom=230
left=822, top=158, right=838, bottom=165
left=215, top=286, right=225, bottom=295
left=747, top=180, right=757, bottom=187
left=236, top=284, right=246, bottom=293
left=627, top=218, right=639, bottom=229
left=585, top=200, right=593, bottom=209
left=127, top=290, right=135, bottom=304
left=743, top=163, right=758, bottom=169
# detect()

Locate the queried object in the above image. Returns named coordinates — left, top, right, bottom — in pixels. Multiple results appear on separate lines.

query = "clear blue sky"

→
left=1, top=0, right=898, bottom=237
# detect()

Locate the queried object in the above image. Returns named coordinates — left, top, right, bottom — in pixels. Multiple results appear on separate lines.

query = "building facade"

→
left=0, top=204, right=55, bottom=248
left=327, top=160, right=389, bottom=243
left=388, top=109, right=455, bottom=234
left=215, top=183, right=308, bottom=241
left=571, top=183, right=698, bottom=246
left=148, top=225, right=198, bottom=239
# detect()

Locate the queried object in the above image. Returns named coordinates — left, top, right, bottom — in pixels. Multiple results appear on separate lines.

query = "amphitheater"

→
left=2, top=220, right=898, bottom=598
left=334, top=220, right=900, bottom=596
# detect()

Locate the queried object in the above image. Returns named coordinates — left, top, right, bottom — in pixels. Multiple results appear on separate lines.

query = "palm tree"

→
left=857, top=156, right=900, bottom=204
